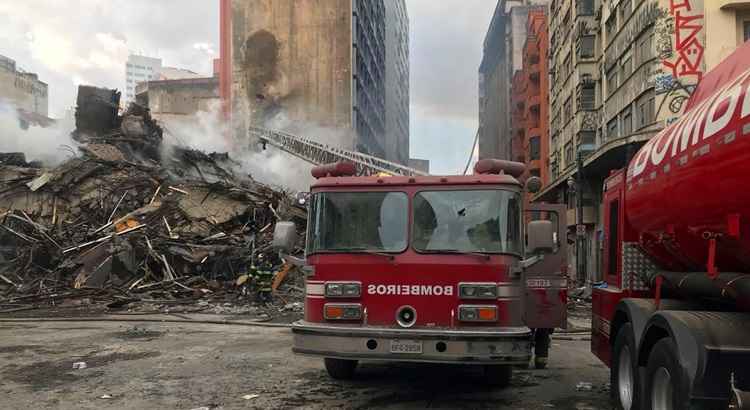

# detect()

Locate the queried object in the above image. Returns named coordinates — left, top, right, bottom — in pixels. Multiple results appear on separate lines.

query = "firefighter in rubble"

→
left=252, top=253, right=274, bottom=304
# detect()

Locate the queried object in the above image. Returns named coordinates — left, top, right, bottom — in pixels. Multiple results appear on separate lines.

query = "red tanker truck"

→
left=593, top=41, right=750, bottom=409
left=273, top=160, right=568, bottom=385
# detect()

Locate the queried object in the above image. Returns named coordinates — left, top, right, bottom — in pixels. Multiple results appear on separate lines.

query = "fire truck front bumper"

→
left=291, top=321, right=532, bottom=365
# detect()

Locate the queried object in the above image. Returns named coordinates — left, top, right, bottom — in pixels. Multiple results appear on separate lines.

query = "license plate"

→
left=390, top=339, right=423, bottom=354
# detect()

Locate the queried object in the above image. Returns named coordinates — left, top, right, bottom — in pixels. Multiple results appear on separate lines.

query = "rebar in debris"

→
left=108, top=191, right=128, bottom=223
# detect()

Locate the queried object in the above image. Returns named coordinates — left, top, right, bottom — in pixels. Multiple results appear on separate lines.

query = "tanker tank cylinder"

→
left=658, top=272, right=750, bottom=311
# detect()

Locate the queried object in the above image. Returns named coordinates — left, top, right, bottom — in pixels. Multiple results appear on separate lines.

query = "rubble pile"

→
left=0, top=86, right=306, bottom=316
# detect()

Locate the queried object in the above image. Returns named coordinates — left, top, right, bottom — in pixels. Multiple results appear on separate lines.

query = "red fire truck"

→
left=592, top=41, right=750, bottom=409
left=273, top=160, right=568, bottom=385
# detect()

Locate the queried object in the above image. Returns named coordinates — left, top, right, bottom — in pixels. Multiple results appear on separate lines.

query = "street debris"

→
left=575, top=381, right=593, bottom=391
left=72, top=361, right=87, bottom=370
left=0, top=86, right=307, bottom=319
left=242, top=394, right=260, bottom=400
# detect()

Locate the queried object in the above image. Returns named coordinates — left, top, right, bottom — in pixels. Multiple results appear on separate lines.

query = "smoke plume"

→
left=0, top=102, right=77, bottom=166
left=158, top=101, right=319, bottom=192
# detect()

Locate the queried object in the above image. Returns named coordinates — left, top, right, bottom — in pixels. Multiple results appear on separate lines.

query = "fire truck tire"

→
left=611, top=323, right=639, bottom=410
left=483, top=365, right=512, bottom=388
left=645, top=338, right=690, bottom=410
left=324, top=358, right=358, bottom=380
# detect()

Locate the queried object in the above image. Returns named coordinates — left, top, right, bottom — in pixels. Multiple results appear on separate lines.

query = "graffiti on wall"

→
left=661, top=0, right=705, bottom=82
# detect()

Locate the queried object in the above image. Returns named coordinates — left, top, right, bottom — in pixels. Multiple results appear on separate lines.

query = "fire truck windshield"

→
left=413, top=190, right=522, bottom=255
left=307, top=192, right=409, bottom=254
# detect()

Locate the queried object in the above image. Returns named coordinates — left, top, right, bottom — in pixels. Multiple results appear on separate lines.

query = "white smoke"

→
left=158, top=101, right=317, bottom=192
left=0, top=102, right=77, bottom=166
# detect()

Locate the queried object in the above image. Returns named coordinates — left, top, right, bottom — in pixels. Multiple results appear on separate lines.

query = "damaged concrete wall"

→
left=230, top=0, right=354, bottom=148
left=142, top=78, right=220, bottom=122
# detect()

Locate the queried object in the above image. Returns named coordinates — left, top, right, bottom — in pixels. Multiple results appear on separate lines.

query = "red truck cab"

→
left=275, top=160, right=568, bottom=384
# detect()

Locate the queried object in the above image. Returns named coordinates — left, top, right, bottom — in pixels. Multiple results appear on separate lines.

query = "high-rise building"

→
left=0, top=54, right=48, bottom=117
left=222, top=0, right=402, bottom=161
left=384, top=0, right=410, bottom=165
left=510, top=7, right=550, bottom=207
left=125, top=55, right=162, bottom=103
left=535, top=0, right=750, bottom=283
left=478, top=3, right=510, bottom=161
left=478, top=1, right=550, bottom=161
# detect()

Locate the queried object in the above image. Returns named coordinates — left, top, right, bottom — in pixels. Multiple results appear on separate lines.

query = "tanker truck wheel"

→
left=483, top=364, right=512, bottom=388
left=324, top=358, right=358, bottom=380
left=612, top=323, right=639, bottom=410
left=645, top=339, right=690, bottom=410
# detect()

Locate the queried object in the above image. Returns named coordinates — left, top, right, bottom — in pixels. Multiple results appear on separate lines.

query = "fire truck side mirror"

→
left=527, top=220, right=554, bottom=254
left=272, top=221, right=298, bottom=253
left=526, top=176, right=542, bottom=194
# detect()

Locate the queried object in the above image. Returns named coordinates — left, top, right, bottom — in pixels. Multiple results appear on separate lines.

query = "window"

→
left=565, top=142, right=574, bottom=166
left=622, top=108, right=633, bottom=136
left=607, top=200, right=620, bottom=277
left=638, top=31, right=654, bottom=63
left=621, top=50, right=633, bottom=78
left=580, top=84, right=596, bottom=110
left=579, top=131, right=596, bottom=146
left=620, top=0, right=632, bottom=20
left=579, top=35, right=595, bottom=59
left=637, top=92, right=656, bottom=128
left=529, top=136, right=541, bottom=160
left=606, top=16, right=617, bottom=42
left=607, top=118, right=619, bottom=140
left=607, top=66, right=619, bottom=96
left=564, top=95, right=573, bottom=120
left=577, top=0, right=595, bottom=15
left=745, top=21, right=750, bottom=42
left=413, top=190, right=522, bottom=255
left=307, top=192, right=408, bottom=254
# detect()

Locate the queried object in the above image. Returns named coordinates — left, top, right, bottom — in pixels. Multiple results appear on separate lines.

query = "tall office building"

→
left=384, top=0, right=410, bottom=165
left=222, top=0, right=405, bottom=162
left=125, top=55, right=162, bottom=103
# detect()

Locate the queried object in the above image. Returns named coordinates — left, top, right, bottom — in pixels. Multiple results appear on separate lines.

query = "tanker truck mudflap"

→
left=523, top=203, right=568, bottom=329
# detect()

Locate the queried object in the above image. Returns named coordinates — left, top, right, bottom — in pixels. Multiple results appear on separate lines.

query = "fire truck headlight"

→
left=324, top=303, right=362, bottom=320
left=325, top=282, right=361, bottom=298
left=459, top=283, right=498, bottom=299
left=458, top=305, right=498, bottom=322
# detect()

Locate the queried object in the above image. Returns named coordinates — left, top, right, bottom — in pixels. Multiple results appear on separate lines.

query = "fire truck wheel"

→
left=483, top=365, right=512, bottom=387
left=645, top=338, right=690, bottom=410
left=324, top=358, right=358, bottom=380
left=611, top=323, right=639, bottom=409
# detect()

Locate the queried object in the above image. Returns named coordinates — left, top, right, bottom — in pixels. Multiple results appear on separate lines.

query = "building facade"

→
left=478, top=3, right=511, bottom=160
left=135, top=77, right=219, bottom=123
left=0, top=55, right=48, bottom=116
left=125, top=55, right=162, bottom=103
left=537, top=0, right=750, bottom=283
left=479, top=1, right=550, bottom=161
left=225, top=0, right=402, bottom=161
left=510, top=7, right=551, bottom=210
left=384, top=0, right=410, bottom=165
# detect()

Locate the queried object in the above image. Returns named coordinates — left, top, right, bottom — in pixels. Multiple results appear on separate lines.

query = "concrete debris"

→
left=72, top=361, right=88, bottom=370
left=0, top=86, right=306, bottom=318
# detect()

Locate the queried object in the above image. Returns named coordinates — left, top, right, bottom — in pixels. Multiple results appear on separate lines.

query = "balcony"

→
left=528, top=95, right=541, bottom=112
left=528, top=62, right=540, bottom=82
left=719, top=0, right=750, bottom=9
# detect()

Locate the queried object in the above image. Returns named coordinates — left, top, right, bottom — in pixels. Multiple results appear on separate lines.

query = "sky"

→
left=0, top=0, right=497, bottom=174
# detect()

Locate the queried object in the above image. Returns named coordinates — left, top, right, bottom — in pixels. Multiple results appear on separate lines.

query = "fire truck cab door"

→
left=523, top=204, right=568, bottom=329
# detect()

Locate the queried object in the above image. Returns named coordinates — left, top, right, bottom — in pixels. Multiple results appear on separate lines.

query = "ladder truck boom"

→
left=248, top=126, right=429, bottom=177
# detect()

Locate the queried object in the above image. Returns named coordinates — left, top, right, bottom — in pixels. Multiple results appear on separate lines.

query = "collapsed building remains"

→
left=0, top=86, right=306, bottom=316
